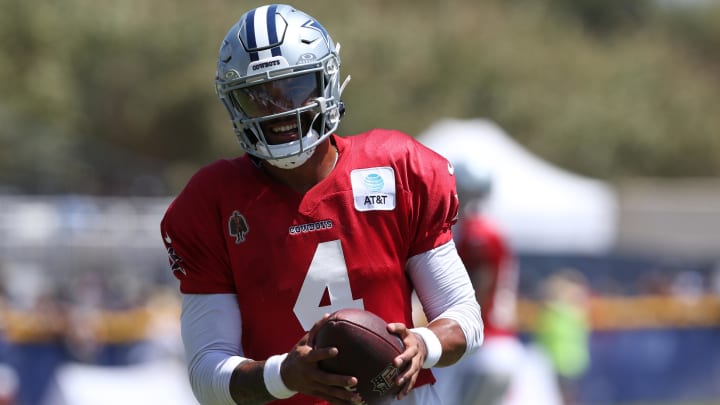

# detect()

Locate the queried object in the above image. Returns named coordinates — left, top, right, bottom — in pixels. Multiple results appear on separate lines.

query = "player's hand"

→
left=281, top=315, right=363, bottom=404
left=387, top=322, right=423, bottom=400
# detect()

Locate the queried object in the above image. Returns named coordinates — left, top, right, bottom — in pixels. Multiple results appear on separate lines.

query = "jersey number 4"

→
left=293, top=240, right=364, bottom=331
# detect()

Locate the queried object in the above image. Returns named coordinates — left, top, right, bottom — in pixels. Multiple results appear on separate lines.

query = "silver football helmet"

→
left=215, top=4, right=350, bottom=169
left=453, top=160, right=493, bottom=208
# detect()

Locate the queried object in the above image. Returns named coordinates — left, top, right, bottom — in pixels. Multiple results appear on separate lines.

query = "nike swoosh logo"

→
left=164, top=234, right=172, bottom=244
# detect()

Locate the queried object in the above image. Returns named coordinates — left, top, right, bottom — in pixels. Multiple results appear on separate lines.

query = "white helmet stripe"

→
left=253, top=5, right=273, bottom=60
left=245, top=4, right=285, bottom=62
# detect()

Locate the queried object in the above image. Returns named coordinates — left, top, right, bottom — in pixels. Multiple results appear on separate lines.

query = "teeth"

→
left=273, top=123, right=297, bottom=133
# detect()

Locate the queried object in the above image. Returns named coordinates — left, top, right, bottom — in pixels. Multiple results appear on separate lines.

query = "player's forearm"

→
left=228, top=360, right=275, bottom=405
left=407, top=241, right=485, bottom=364
left=426, top=318, right=468, bottom=367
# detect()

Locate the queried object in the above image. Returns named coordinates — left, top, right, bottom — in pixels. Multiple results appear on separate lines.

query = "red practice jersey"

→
left=454, top=215, right=518, bottom=338
left=161, top=130, right=459, bottom=405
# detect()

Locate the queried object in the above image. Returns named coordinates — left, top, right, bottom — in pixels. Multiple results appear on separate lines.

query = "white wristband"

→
left=263, top=353, right=297, bottom=399
left=410, top=327, right=442, bottom=369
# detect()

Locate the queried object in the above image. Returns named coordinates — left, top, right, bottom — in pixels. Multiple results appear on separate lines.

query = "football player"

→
left=161, top=4, right=483, bottom=404
left=432, top=162, right=524, bottom=405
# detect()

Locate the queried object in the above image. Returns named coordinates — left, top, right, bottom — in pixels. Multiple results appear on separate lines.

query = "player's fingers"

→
left=387, top=322, right=408, bottom=335
left=395, top=348, right=421, bottom=400
left=393, top=329, right=423, bottom=399
left=301, top=348, right=357, bottom=389
left=305, top=346, right=339, bottom=363
left=397, top=370, right=419, bottom=400
left=307, top=313, right=331, bottom=344
left=310, top=369, right=358, bottom=390
left=305, top=378, right=361, bottom=404
left=297, top=333, right=310, bottom=346
left=386, top=322, right=416, bottom=369
left=393, top=337, right=419, bottom=370
left=395, top=352, right=421, bottom=386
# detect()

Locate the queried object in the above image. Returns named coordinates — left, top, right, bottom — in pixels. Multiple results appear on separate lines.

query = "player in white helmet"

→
left=162, top=4, right=483, bottom=404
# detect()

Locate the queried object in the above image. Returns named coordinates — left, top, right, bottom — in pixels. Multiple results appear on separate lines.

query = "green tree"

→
left=1, top=0, right=719, bottom=194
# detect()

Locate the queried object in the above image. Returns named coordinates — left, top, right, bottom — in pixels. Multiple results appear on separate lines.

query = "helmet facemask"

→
left=230, top=71, right=325, bottom=168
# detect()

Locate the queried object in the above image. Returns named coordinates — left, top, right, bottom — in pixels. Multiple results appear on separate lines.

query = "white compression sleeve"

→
left=181, top=293, right=248, bottom=405
left=407, top=240, right=484, bottom=358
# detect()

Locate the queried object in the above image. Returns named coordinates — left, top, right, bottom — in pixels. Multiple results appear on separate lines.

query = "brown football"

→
left=311, top=308, right=405, bottom=405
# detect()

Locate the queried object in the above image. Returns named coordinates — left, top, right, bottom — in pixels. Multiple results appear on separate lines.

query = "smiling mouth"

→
left=264, top=121, right=300, bottom=144
left=273, top=122, right=298, bottom=134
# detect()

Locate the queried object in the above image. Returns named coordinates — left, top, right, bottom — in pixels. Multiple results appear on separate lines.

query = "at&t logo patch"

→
left=350, top=167, right=396, bottom=212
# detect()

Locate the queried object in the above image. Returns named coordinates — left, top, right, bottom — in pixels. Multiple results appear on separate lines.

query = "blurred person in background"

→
left=533, top=269, right=590, bottom=405
left=0, top=282, right=15, bottom=405
left=2, top=285, right=68, bottom=405
left=433, top=162, right=524, bottom=405
left=0, top=364, right=19, bottom=405
left=160, top=4, right=483, bottom=405
left=0, top=278, right=7, bottom=359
